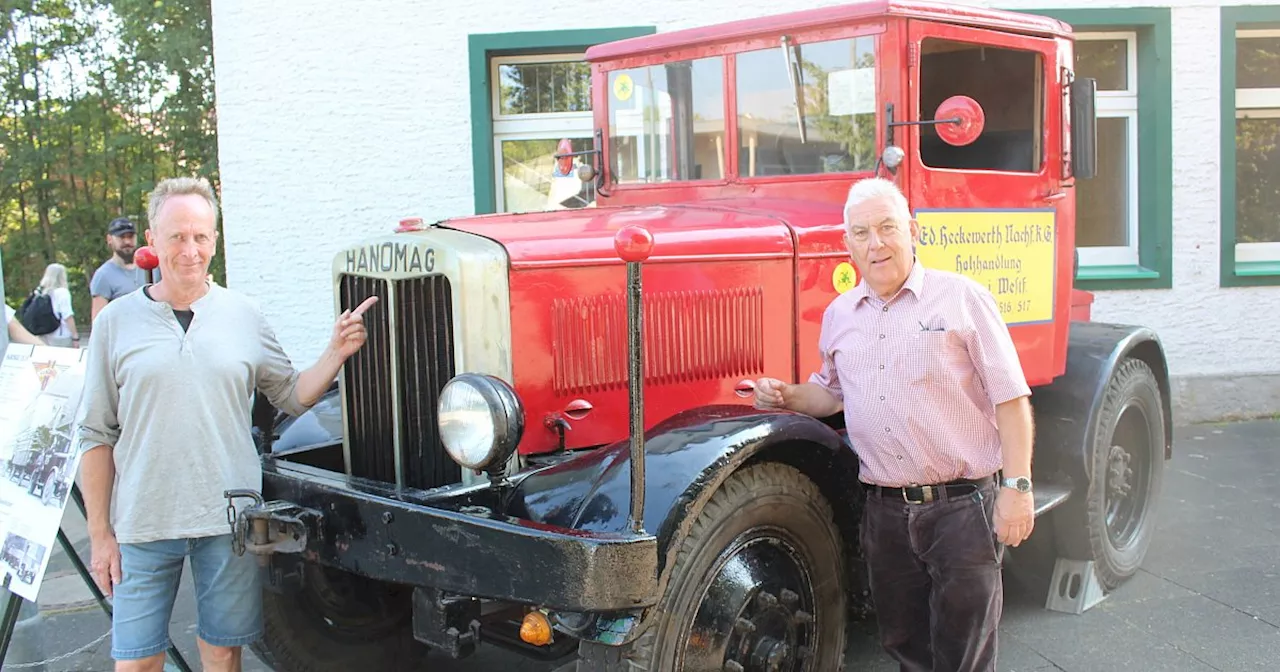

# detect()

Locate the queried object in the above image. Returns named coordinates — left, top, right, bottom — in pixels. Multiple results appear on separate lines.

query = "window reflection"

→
left=736, top=36, right=877, bottom=177
left=1076, top=117, right=1130, bottom=247
left=608, top=58, right=725, bottom=183
left=501, top=137, right=597, bottom=213
left=1236, top=116, right=1280, bottom=244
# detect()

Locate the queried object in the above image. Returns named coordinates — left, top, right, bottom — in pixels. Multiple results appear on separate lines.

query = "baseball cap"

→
left=107, top=217, right=136, bottom=236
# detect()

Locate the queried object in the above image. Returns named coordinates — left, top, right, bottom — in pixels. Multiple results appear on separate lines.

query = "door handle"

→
left=1043, top=191, right=1067, bottom=202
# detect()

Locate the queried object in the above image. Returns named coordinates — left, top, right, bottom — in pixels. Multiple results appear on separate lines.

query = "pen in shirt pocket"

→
left=918, top=320, right=946, bottom=332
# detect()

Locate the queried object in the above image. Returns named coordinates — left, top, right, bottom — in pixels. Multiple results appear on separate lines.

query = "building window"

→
left=492, top=54, right=597, bottom=213
left=468, top=27, right=657, bottom=216
left=1232, top=28, right=1280, bottom=268
left=1074, top=32, right=1140, bottom=268
left=1024, top=8, right=1172, bottom=291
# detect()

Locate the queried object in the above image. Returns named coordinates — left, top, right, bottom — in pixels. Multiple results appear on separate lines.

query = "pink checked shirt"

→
left=808, top=261, right=1031, bottom=487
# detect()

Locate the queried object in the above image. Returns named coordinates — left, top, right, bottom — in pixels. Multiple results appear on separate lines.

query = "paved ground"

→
left=4, top=418, right=1278, bottom=671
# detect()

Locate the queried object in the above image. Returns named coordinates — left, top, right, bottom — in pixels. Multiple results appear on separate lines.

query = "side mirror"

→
left=934, top=95, right=986, bottom=147
left=1070, top=77, right=1098, bottom=180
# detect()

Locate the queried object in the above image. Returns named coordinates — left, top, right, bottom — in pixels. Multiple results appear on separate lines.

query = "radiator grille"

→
left=551, top=287, right=765, bottom=395
left=338, top=274, right=460, bottom=489
left=394, top=276, right=460, bottom=488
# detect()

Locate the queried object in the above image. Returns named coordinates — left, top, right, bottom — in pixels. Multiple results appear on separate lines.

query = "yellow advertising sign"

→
left=913, top=209, right=1057, bottom=326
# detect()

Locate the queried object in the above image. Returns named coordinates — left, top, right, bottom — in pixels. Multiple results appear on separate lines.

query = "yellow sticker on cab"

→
left=833, top=262, right=857, bottom=294
left=613, top=73, right=634, bottom=101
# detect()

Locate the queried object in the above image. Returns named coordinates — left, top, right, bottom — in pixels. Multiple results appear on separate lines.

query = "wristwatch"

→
left=1001, top=476, right=1032, bottom=493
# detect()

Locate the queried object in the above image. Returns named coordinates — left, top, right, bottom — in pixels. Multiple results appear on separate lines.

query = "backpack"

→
left=19, top=290, right=60, bottom=336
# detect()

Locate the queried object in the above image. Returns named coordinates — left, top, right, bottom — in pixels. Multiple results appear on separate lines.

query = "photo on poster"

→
left=0, top=344, right=88, bottom=601
left=1, top=532, right=47, bottom=593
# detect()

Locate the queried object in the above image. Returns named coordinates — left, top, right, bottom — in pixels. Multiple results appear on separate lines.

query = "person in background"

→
left=3, top=302, right=44, bottom=350
left=89, top=217, right=150, bottom=321
left=35, top=263, right=80, bottom=348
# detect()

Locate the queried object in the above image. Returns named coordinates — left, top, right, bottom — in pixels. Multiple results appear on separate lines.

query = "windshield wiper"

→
left=781, top=35, right=808, bottom=144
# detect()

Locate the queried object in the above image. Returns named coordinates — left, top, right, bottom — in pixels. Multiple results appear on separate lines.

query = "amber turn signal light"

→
left=519, top=610, right=553, bottom=646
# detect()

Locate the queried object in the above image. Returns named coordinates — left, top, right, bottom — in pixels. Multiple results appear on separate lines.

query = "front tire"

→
left=1054, top=357, right=1167, bottom=591
left=251, top=562, right=429, bottom=672
left=580, top=462, right=847, bottom=671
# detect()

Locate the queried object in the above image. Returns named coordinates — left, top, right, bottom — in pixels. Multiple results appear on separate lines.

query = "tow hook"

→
left=224, top=489, right=322, bottom=562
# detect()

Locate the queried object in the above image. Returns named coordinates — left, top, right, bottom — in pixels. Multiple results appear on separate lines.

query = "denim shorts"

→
left=111, top=534, right=263, bottom=660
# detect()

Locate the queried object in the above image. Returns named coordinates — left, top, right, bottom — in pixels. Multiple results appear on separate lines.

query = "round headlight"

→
left=438, top=374, right=525, bottom=471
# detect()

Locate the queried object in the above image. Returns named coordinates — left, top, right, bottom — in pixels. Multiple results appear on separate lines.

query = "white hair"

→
left=39, top=263, right=68, bottom=292
left=842, top=177, right=911, bottom=228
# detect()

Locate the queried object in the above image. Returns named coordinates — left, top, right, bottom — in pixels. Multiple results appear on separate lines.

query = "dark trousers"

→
left=860, top=480, right=1005, bottom=672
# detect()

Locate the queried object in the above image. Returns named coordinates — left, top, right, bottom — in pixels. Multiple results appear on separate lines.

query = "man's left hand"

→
left=992, top=487, right=1035, bottom=547
left=329, top=296, right=378, bottom=359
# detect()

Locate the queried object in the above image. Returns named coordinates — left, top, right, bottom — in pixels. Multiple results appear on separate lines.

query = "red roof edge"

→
left=585, top=0, right=1073, bottom=63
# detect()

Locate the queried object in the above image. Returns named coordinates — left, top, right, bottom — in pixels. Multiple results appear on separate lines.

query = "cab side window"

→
left=919, top=38, right=1044, bottom=173
left=735, top=36, right=878, bottom=177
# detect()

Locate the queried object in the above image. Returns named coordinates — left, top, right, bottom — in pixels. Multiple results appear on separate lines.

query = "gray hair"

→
left=842, top=177, right=911, bottom=229
left=38, top=263, right=68, bottom=292
left=147, top=177, right=220, bottom=230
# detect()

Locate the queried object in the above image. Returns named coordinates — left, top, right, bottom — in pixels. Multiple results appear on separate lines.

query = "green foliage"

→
left=0, top=0, right=219, bottom=324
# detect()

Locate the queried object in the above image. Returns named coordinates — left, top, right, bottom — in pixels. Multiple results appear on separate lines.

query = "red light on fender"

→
left=613, top=225, right=654, bottom=263
left=396, top=217, right=424, bottom=232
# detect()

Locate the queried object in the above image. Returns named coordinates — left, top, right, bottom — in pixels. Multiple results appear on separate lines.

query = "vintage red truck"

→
left=230, top=1, right=1172, bottom=669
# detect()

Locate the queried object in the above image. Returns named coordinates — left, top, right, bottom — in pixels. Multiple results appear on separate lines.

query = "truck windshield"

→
left=737, top=35, right=878, bottom=177
left=607, top=57, right=726, bottom=184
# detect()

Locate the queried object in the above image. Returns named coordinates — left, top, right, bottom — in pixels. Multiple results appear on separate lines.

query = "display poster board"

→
left=0, top=343, right=87, bottom=602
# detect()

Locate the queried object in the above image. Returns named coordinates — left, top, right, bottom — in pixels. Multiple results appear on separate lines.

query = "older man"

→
left=76, top=177, right=378, bottom=672
left=755, top=177, right=1035, bottom=672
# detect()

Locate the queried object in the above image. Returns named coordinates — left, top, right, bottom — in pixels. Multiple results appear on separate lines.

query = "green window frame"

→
left=468, top=27, right=656, bottom=216
left=1021, top=8, right=1173, bottom=291
left=1221, top=6, right=1280, bottom=286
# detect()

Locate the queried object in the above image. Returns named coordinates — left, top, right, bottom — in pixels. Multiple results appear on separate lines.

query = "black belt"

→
left=866, top=475, right=995, bottom=504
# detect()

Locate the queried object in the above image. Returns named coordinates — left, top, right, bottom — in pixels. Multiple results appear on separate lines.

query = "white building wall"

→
left=210, top=0, right=1280, bottom=419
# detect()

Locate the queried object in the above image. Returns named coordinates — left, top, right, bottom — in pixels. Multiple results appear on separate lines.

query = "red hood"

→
left=438, top=200, right=845, bottom=268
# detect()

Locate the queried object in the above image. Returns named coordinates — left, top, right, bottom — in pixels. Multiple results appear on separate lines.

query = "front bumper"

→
left=258, top=457, right=659, bottom=613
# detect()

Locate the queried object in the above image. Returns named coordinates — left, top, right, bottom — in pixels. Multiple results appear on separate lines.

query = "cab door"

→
left=904, top=20, right=1070, bottom=387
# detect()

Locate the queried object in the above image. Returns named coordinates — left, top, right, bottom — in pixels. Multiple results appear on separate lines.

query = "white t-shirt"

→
left=49, top=287, right=74, bottom=339
left=2, top=304, right=14, bottom=354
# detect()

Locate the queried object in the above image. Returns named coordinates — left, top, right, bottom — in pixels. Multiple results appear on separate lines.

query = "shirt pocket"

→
left=898, top=330, right=970, bottom=388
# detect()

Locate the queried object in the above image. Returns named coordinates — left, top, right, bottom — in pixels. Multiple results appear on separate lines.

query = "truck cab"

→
left=242, top=2, right=1172, bottom=670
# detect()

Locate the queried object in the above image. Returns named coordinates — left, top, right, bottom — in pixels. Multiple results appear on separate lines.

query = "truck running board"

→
left=1032, top=483, right=1071, bottom=518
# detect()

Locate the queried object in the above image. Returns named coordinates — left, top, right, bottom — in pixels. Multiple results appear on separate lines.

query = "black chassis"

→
left=247, top=319, right=1171, bottom=657
left=250, top=395, right=858, bottom=653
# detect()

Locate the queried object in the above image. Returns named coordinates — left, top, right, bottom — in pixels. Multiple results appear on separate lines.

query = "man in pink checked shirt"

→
left=754, top=177, right=1036, bottom=672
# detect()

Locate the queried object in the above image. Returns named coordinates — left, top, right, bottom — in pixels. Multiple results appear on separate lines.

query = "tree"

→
left=0, top=0, right=219, bottom=323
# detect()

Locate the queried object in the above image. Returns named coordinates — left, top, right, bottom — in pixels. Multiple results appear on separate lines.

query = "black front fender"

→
left=508, top=405, right=853, bottom=616
left=1031, top=320, right=1173, bottom=487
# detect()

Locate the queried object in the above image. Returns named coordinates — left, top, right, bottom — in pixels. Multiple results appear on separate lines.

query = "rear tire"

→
left=250, top=562, right=429, bottom=672
left=1053, top=357, right=1166, bottom=591
left=578, top=462, right=847, bottom=671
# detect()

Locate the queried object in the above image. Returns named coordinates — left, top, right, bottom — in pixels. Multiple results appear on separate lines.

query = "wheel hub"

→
left=1107, top=444, right=1133, bottom=498
left=751, top=637, right=790, bottom=671
left=1103, top=402, right=1154, bottom=550
left=678, top=534, right=817, bottom=672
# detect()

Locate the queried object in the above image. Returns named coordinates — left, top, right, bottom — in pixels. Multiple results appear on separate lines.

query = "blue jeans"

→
left=111, top=534, right=263, bottom=661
